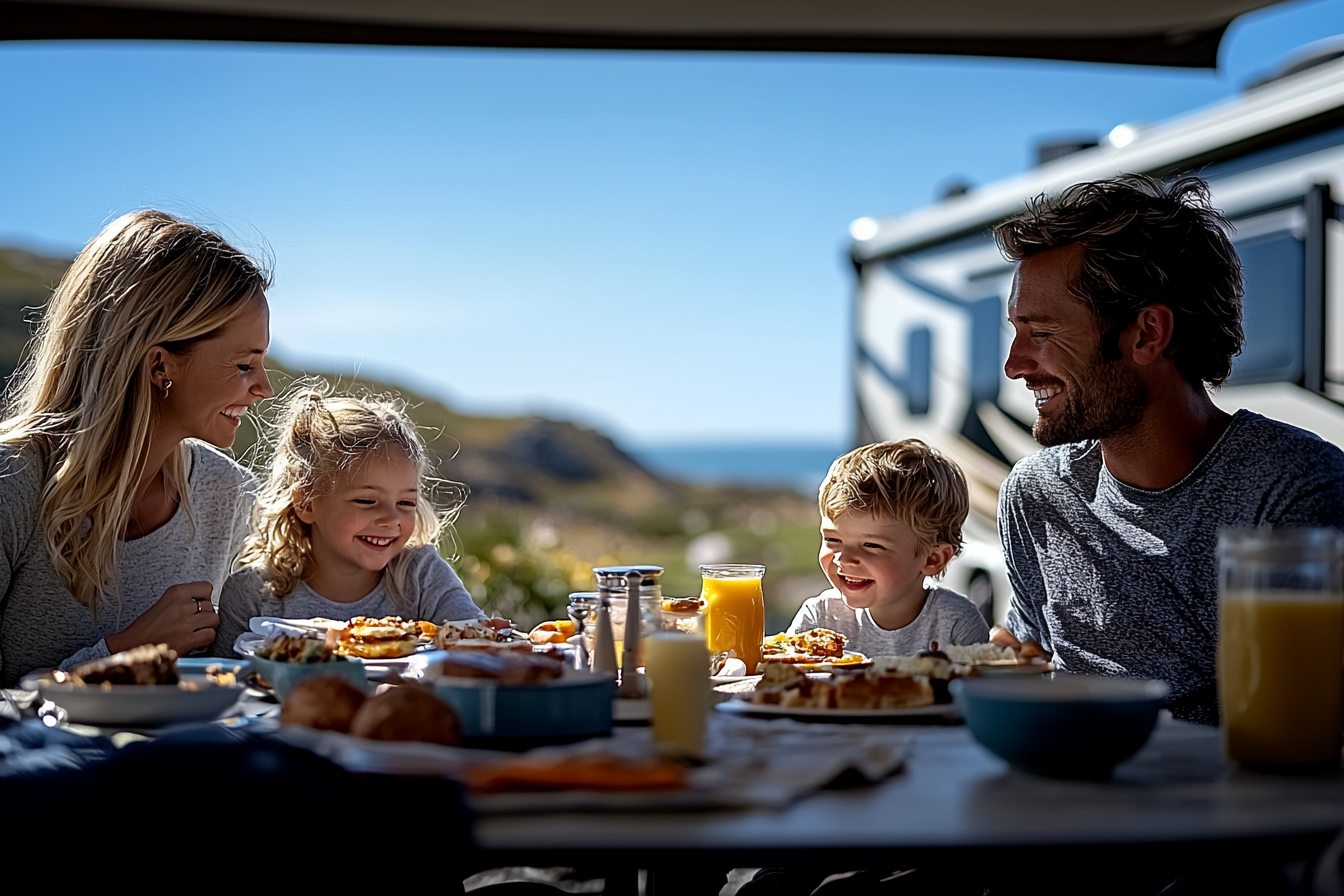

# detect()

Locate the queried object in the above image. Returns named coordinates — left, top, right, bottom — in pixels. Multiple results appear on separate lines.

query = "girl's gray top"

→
left=0, top=441, right=256, bottom=687
left=787, top=586, right=990, bottom=656
left=214, top=543, right=484, bottom=657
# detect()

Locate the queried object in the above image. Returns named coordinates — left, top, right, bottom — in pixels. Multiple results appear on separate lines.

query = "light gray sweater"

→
left=0, top=441, right=255, bottom=686
left=787, top=586, right=990, bottom=656
left=213, top=544, right=483, bottom=657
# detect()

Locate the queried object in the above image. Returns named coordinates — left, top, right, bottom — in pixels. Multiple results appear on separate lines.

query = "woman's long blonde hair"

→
left=238, top=381, right=465, bottom=602
left=0, top=210, right=270, bottom=616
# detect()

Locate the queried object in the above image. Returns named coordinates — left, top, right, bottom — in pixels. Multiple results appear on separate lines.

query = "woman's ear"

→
left=291, top=487, right=316, bottom=525
left=145, top=345, right=181, bottom=395
left=920, top=543, right=956, bottom=577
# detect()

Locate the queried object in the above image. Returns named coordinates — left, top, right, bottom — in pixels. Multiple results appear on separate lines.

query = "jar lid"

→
left=568, top=591, right=602, bottom=605
left=593, top=565, right=664, bottom=587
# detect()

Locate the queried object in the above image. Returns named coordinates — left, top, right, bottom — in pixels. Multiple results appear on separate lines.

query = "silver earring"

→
left=160, top=379, right=172, bottom=400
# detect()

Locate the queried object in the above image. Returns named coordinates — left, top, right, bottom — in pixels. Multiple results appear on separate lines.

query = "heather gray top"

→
left=1000, top=410, right=1344, bottom=725
left=787, top=585, right=990, bottom=656
left=0, top=441, right=256, bottom=686
left=214, top=543, right=483, bottom=657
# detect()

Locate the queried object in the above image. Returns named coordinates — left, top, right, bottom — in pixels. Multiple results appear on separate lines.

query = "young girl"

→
left=215, top=384, right=486, bottom=657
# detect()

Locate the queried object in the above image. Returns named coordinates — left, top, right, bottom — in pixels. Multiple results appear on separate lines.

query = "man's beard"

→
left=1033, top=357, right=1147, bottom=447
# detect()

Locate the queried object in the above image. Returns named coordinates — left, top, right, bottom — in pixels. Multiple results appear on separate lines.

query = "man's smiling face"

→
left=1004, top=244, right=1146, bottom=447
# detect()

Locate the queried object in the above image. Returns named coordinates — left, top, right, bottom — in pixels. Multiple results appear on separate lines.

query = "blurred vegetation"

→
left=0, top=245, right=830, bottom=631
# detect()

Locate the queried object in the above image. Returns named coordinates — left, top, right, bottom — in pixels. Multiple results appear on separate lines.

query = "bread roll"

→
left=281, top=676, right=367, bottom=733
left=349, top=684, right=462, bottom=747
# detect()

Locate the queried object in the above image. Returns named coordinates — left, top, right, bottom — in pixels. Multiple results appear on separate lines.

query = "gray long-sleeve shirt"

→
left=0, top=441, right=255, bottom=686
left=1000, top=409, right=1344, bottom=725
left=213, top=543, right=484, bottom=657
left=787, top=585, right=990, bottom=656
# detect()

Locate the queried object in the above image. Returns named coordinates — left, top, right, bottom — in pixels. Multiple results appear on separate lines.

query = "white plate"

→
left=715, top=698, right=959, bottom=722
left=37, top=673, right=245, bottom=727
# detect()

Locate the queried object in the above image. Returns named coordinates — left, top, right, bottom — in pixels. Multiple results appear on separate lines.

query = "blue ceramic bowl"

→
left=951, top=675, right=1169, bottom=779
left=428, top=673, right=615, bottom=746
left=248, top=654, right=368, bottom=699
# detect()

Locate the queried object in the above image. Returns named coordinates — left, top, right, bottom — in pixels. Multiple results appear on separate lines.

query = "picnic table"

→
left=472, top=715, right=1344, bottom=891
left=9, top=681, right=1344, bottom=892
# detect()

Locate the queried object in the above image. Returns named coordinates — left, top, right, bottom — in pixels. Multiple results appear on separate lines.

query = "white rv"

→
left=848, top=49, right=1344, bottom=625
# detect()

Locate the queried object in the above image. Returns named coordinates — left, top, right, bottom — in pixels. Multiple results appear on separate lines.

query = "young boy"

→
left=787, top=439, right=989, bottom=655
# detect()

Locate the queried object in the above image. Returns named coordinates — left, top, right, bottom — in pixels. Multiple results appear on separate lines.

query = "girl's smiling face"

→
left=818, top=511, right=951, bottom=625
left=295, top=448, right=420, bottom=600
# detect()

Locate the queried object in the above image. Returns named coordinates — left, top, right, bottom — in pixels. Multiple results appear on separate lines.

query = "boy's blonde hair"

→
left=0, top=210, right=269, bottom=618
left=238, top=380, right=466, bottom=601
left=819, top=439, right=968, bottom=556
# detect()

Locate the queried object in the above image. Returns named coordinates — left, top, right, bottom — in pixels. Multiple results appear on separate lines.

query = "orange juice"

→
left=1218, top=591, right=1344, bottom=766
left=701, top=571, right=765, bottom=673
left=645, top=632, right=711, bottom=757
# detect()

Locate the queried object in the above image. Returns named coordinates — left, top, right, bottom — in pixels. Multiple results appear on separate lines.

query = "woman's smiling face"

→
left=158, top=296, right=274, bottom=449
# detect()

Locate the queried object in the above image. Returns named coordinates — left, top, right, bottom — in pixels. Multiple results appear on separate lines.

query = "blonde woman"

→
left=0, top=210, right=274, bottom=686
left=213, top=385, right=485, bottom=657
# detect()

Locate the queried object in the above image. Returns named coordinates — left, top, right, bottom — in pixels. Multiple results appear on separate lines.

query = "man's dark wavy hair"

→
left=993, top=174, right=1244, bottom=387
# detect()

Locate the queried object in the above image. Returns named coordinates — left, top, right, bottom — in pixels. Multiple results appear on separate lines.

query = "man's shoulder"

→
left=1002, top=442, right=1098, bottom=501
left=1225, top=410, right=1344, bottom=467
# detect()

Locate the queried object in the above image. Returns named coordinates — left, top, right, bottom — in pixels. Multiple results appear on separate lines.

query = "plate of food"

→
left=717, top=660, right=962, bottom=722
left=942, top=642, right=1054, bottom=675
left=33, top=644, right=245, bottom=727
left=760, top=628, right=870, bottom=671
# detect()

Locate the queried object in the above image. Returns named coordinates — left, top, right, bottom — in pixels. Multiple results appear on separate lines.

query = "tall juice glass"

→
left=645, top=632, right=710, bottom=757
left=700, top=564, right=765, bottom=674
left=1218, top=528, right=1344, bottom=769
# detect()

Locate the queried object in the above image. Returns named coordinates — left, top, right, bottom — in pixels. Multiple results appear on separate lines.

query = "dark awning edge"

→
left=0, top=1, right=1228, bottom=68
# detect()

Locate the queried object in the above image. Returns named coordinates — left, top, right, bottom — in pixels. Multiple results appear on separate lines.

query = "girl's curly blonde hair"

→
left=238, top=380, right=466, bottom=601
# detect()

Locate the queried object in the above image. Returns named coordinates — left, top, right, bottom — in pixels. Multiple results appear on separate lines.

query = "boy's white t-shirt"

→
left=212, top=543, right=484, bottom=657
left=786, top=586, right=990, bottom=656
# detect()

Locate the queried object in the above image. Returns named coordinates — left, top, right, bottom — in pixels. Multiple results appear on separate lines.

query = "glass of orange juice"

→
left=699, top=564, right=765, bottom=674
left=1218, top=528, right=1344, bottom=769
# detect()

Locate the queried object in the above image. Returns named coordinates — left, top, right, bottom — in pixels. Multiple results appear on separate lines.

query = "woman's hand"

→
left=105, top=581, right=219, bottom=656
left=989, top=625, right=1022, bottom=649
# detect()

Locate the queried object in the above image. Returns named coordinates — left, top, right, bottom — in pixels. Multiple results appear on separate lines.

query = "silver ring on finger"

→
left=194, top=598, right=203, bottom=615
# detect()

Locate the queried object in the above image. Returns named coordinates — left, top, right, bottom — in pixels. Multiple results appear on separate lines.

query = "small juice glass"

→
left=699, top=564, right=765, bottom=674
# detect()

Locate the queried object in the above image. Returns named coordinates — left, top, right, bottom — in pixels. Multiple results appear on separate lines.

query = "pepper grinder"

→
left=617, top=570, right=646, bottom=698
left=591, top=603, right=618, bottom=675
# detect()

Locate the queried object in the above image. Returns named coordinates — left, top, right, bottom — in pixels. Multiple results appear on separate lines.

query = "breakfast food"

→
left=662, top=598, right=702, bottom=614
left=66, top=643, right=179, bottom=686
left=942, top=641, right=1052, bottom=665
left=750, top=662, right=935, bottom=710
left=349, top=685, right=462, bottom=747
left=529, top=620, right=576, bottom=645
left=281, top=676, right=367, bottom=732
left=428, top=648, right=566, bottom=685
left=463, top=755, right=687, bottom=793
left=255, top=633, right=348, bottom=664
left=435, top=621, right=527, bottom=651
left=761, top=628, right=865, bottom=665
left=329, top=616, right=420, bottom=659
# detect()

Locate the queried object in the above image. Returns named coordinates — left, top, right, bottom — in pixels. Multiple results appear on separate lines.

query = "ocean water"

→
left=628, top=442, right=846, bottom=494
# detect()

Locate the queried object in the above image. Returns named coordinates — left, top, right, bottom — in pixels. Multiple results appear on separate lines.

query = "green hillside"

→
left=0, top=246, right=828, bottom=628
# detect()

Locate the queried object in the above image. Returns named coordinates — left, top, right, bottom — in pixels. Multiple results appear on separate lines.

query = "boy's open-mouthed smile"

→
left=818, top=511, right=950, bottom=630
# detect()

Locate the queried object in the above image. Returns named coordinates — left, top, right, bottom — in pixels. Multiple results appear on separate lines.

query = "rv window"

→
left=1227, top=229, right=1305, bottom=386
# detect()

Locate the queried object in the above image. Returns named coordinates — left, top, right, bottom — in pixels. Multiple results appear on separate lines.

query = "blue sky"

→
left=1, top=0, right=1341, bottom=445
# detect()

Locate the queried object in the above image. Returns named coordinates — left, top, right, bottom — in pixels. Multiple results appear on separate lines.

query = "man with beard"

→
left=989, top=174, right=1344, bottom=725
